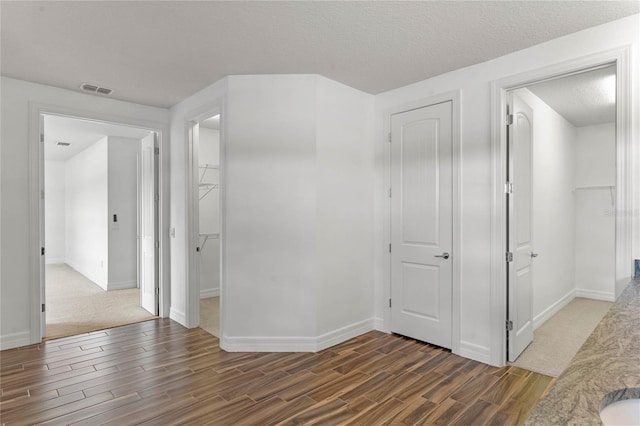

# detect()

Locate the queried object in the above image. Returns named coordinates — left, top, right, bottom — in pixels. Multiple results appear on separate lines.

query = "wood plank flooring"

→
left=0, top=319, right=554, bottom=425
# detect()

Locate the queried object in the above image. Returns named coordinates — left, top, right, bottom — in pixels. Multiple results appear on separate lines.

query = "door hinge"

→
left=41, top=190, right=45, bottom=199
left=506, top=320, right=513, bottom=331
left=154, top=147, right=160, bottom=155
left=155, top=287, right=159, bottom=295
left=388, top=243, right=392, bottom=253
left=505, top=182, right=513, bottom=194
left=40, top=134, right=44, bottom=143
left=388, top=188, right=392, bottom=198
left=41, top=247, right=45, bottom=256
left=388, top=132, right=392, bottom=143
left=42, top=303, right=45, bottom=313
left=506, top=252, right=513, bottom=262
left=155, top=241, right=160, bottom=249
left=154, top=193, right=159, bottom=202
left=389, top=298, right=392, bottom=308
left=506, top=114, right=514, bottom=126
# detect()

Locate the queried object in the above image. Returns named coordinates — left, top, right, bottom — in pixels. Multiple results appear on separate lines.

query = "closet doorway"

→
left=505, top=65, right=618, bottom=376
left=194, top=114, right=221, bottom=337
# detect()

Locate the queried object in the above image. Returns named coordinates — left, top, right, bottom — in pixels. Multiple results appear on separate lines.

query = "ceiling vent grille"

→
left=80, top=83, right=113, bottom=95
left=56, top=142, right=71, bottom=146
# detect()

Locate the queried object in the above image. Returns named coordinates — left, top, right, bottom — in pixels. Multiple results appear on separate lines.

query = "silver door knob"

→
left=530, top=252, right=538, bottom=258
left=434, top=252, right=450, bottom=260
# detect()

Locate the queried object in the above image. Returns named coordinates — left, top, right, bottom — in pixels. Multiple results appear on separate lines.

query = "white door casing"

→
left=507, top=92, right=534, bottom=362
left=140, top=132, right=159, bottom=315
left=390, top=101, right=453, bottom=349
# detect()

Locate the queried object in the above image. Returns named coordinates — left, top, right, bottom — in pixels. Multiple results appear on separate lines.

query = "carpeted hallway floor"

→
left=510, top=297, right=612, bottom=377
left=45, top=263, right=156, bottom=339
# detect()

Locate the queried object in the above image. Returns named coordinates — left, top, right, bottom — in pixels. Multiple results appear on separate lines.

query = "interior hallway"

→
left=45, top=263, right=156, bottom=339
left=200, top=296, right=220, bottom=337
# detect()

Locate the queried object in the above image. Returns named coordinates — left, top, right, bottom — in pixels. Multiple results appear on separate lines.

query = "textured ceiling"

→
left=2, top=1, right=638, bottom=108
left=528, top=65, right=617, bottom=127
left=44, top=115, right=151, bottom=162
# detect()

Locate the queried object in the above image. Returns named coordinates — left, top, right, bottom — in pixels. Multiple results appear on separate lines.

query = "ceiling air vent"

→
left=56, top=142, right=71, bottom=146
left=80, top=83, right=113, bottom=95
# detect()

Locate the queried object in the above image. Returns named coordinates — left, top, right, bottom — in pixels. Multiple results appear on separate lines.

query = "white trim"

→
left=458, top=341, right=492, bottom=365
left=108, top=280, right=138, bottom=291
left=381, top=90, right=462, bottom=353
left=169, top=307, right=187, bottom=326
left=575, top=288, right=615, bottom=302
left=28, top=102, right=169, bottom=347
left=490, top=46, right=633, bottom=367
left=220, top=318, right=375, bottom=353
left=200, top=288, right=219, bottom=299
left=533, top=289, right=575, bottom=330
left=45, top=258, right=65, bottom=265
left=373, top=317, right=386, bottom=332
left=0, top=332, right=32, bottom=351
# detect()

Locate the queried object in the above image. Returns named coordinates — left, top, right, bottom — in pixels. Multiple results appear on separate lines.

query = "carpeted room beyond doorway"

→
left=45, top=263, right=156, bottom=339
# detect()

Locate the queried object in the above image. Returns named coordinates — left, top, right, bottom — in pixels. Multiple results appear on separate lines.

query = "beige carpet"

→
left=510, top=297, right=612, bottom=377
left=46, top=263, right=156, bottom=339
left=200, top=296, right=220, bottom=337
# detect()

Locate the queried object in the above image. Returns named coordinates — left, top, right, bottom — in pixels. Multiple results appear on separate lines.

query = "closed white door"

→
left=140, top=132, right=158, bottom=315
left=507, top=92, right=534, bottom=361
left=391, top=101, right=453, bottom=349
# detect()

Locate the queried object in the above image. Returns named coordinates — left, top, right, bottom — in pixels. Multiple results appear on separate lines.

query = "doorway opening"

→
left=504, top=64, right=619, bottom=376
left=192, top=114, right=221, bottom=338
left=41, top=114, right=159, bottom=339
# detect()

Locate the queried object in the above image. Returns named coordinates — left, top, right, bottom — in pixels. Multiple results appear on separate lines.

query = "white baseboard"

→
left=0, top=331, right=32, bottom=350
left=45, top=258, right=65, bottom=265
left=373, top=317, right=386, bottom=332
left=220, top=317, right=376, bottom=353
left=575, top=288, right=615, bottom=302
left=533, top=289, right=575, bottom=330
left=107, top=280, right=137, bottom=291
left=169, top=307, right=187, bottom=327
left=316, top=318, right=375, bottom=352
left=457, top=340, right=492, bottom=365
left=200, top=288, right=219, bottom=299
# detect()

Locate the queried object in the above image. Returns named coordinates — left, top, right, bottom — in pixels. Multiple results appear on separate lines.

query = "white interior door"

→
left=40, top=114, right=46, bottom=337
left=507, top=92, right=534, bottom=361
left=390, top=101, right=453, bottom=349
left=140, top=132, right=158, bottom=315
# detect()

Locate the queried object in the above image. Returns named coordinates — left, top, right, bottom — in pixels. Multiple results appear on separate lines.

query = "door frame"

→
left=184, top=101, right=226, bottom=333
left=28, top=103, right=169, bottom=343
left=490, top=46, right=633, bottom=366
left=382, top=90, right=461, bottom=355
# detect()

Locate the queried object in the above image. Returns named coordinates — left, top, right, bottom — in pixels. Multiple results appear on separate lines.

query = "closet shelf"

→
left=199, top=233, right=220, bottom=251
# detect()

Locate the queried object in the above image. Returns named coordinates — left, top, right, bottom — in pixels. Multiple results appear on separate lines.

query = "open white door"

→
left=39, top=114, right=46, bottom=338
left=390, top=101, right=453, bottom=349
left=507, top=92, right=534, bottom=361
left=140, top=132, right=158, bottom=315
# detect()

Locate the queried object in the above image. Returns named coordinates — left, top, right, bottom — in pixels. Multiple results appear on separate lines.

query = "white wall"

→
left=315, top=76, right=375, bottom=336
left=107, top=137, right=140, bottom=290
left=374, top=14, right=639, bottom=364
left=198, top=127, right=220, bottom=298
left=574, top=123, right=616, bottom=300
left=515, top=88, right=577, bottom=327
left=65, top=137, right=109, bottom=289
left=0, top=77, right=168, bottom=350
left=44, top=160, right=66, bottom=264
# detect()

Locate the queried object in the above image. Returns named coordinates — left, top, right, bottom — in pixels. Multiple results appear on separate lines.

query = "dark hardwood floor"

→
left=0, top=319, right=554, bottom=425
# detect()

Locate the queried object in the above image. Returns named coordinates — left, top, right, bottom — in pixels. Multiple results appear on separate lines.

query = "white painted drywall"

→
left=315, top=76, right=375, bottom=336
left=0, top=76, right=168, bottom=349
left=107, top=137, right=140, bottom=290
left=374, top=15, right=639, bottom=364
left=44, top=160, right=66, bottom=264
left=65, top=137, right=109, bottom=289
left=198, top=127, right=220, bottom=298
left=574, top=123, right=616, bottom=300
left=224, top=75, right=318, bottom=340
left=515, top=88, right=577, bottom=326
